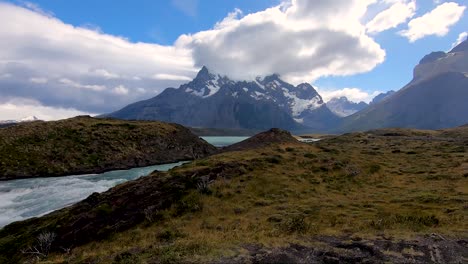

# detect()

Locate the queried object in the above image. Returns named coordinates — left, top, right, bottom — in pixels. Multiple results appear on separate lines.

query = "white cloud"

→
left=176, top=0, right=386, bottom=83
left=29, top=77, right=48, bottom=84
left=0, top=98, right=95, bottom=121
left=317, top=87, right=381, bottom=103
left=59, top=78, right=106, bottom=91
left=113, top=85, right=129, bottom=95
left=152, top=73, right=193, bottom=81
left=0, top=2, right=195, bottom=116
left=18, top=0, right=54, bottom=17
left=0, top=0, right=392, bottom=120
left=399, top=2, right=466, bottom=42
left=89, top=69, right=119, bottom=79
left=452, top=31, right=468, bottom=49
left=366, top=0, right=416, bottom=33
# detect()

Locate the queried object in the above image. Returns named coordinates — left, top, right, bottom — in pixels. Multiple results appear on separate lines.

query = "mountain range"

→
left=107, top=39, right=468, bottom=132
left=340, top=39, right=468, bottom=131
left=107, top=67, right=340, bottom=131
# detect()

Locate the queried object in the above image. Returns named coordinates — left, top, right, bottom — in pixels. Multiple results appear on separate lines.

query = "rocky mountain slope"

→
left=0, top=116, right=216, bottom=180
left=340, top=39, right=468, bottom=131
left=369, top=90, right=395, bottom=105
left=106, top=67, right=340, bottom=131
left=1, top=126, right=466, bottom=263
left=326, top=97, right=368, bottom=117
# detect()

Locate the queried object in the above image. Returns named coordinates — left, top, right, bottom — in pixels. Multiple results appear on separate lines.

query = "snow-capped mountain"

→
left=0, top=116, right=39, bottom=125
left=326, top=97, right=368, bottom=117
left=107, top=67, right=339, bottom=131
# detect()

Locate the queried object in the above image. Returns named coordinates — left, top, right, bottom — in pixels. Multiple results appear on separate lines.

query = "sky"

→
left=0, top=0, right=466, bottom=120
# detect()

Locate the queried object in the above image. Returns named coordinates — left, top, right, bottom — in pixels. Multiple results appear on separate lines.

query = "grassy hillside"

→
left=0, top=116, right=217, bottom=180
left=0, top=126, right=467, bottom=263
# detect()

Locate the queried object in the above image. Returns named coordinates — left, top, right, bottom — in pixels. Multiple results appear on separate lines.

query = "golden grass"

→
left=42, top=130, right=468, bottom=263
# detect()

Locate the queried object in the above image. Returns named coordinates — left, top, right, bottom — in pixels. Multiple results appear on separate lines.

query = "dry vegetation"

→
left=30, top=127, right=468, bottom=263
left=0, top=128, right=468, bottom=263
left=0, top=116, right=216, bottom=180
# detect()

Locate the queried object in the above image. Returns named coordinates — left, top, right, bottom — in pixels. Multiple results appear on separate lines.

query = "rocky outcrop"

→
left=222, top=128, right=301, bottom=152
left=217, top=236, right=468, bottom=263
left=0, top=116, right=217, bottom=180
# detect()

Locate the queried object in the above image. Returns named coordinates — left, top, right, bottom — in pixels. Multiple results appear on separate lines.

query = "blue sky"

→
left=0, top=0, right=466, bottom=119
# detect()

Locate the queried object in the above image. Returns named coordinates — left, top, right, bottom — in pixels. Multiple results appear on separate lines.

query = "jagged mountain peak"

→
left=326, top=96, right=368, bottom=117
left=194, top=66, right=216, bottom=81
left=262, top=73, right=282, bottom=82
left=297, top=83, right=313, bottom=89
left=108, top=66, right=338, bottom=131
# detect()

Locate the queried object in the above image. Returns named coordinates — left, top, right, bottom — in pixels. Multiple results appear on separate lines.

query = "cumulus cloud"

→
left=366, top=0, right=416, bottom=33
left=0, top=0, right=395, bottom=120
left=399, top=2, right=466, bottom=42
left=317, top=87, right=381, bottom=103
left=113, top=85, right=129, bottom=95
left=176, top=0, right=386, bottom=83
left=0, top=2, right=195, bottom=116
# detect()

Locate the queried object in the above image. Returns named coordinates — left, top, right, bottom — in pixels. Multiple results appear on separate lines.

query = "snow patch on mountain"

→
left=327, top=97, right=368, bottom=117
left=0, top=116, right=40, bottom=124
left=282, top=88, right=322, bottom=117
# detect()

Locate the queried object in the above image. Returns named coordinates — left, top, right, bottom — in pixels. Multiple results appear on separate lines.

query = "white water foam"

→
left=0, top=162, right=186, bottom=228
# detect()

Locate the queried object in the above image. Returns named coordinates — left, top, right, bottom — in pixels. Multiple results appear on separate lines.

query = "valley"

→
left=0, top=125, right=466, bottom=263
left=0, top=3, right=467, bottom=263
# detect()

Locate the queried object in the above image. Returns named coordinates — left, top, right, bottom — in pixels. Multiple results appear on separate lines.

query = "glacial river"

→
left=0, top=136, right=248, bottom=228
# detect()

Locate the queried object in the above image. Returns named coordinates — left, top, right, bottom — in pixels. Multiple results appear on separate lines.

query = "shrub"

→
left=282, top=215, right=310, bottom=234
left=370, top=213, right=439, bottom=231
left=21, top=231, right=56, bottom=260
left=304, top=153, right=317, bottom=159
left=175, top=192, right=203, bottom=215
left=265, top=156, right=281, bottom=164
left=157, top=228, right=184, bottom=242
left=345, top=164, right=360, bottom=177
left=196, top=176, right=213, bottom=195
left=368, top=164, right=381, bottom=174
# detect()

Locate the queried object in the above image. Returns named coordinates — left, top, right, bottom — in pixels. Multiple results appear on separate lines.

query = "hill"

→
left=0, top=116, right=216, bottom=180
left=1, top=126, right=466, bottom=263
left=221, top=128, right=301, bottom=152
